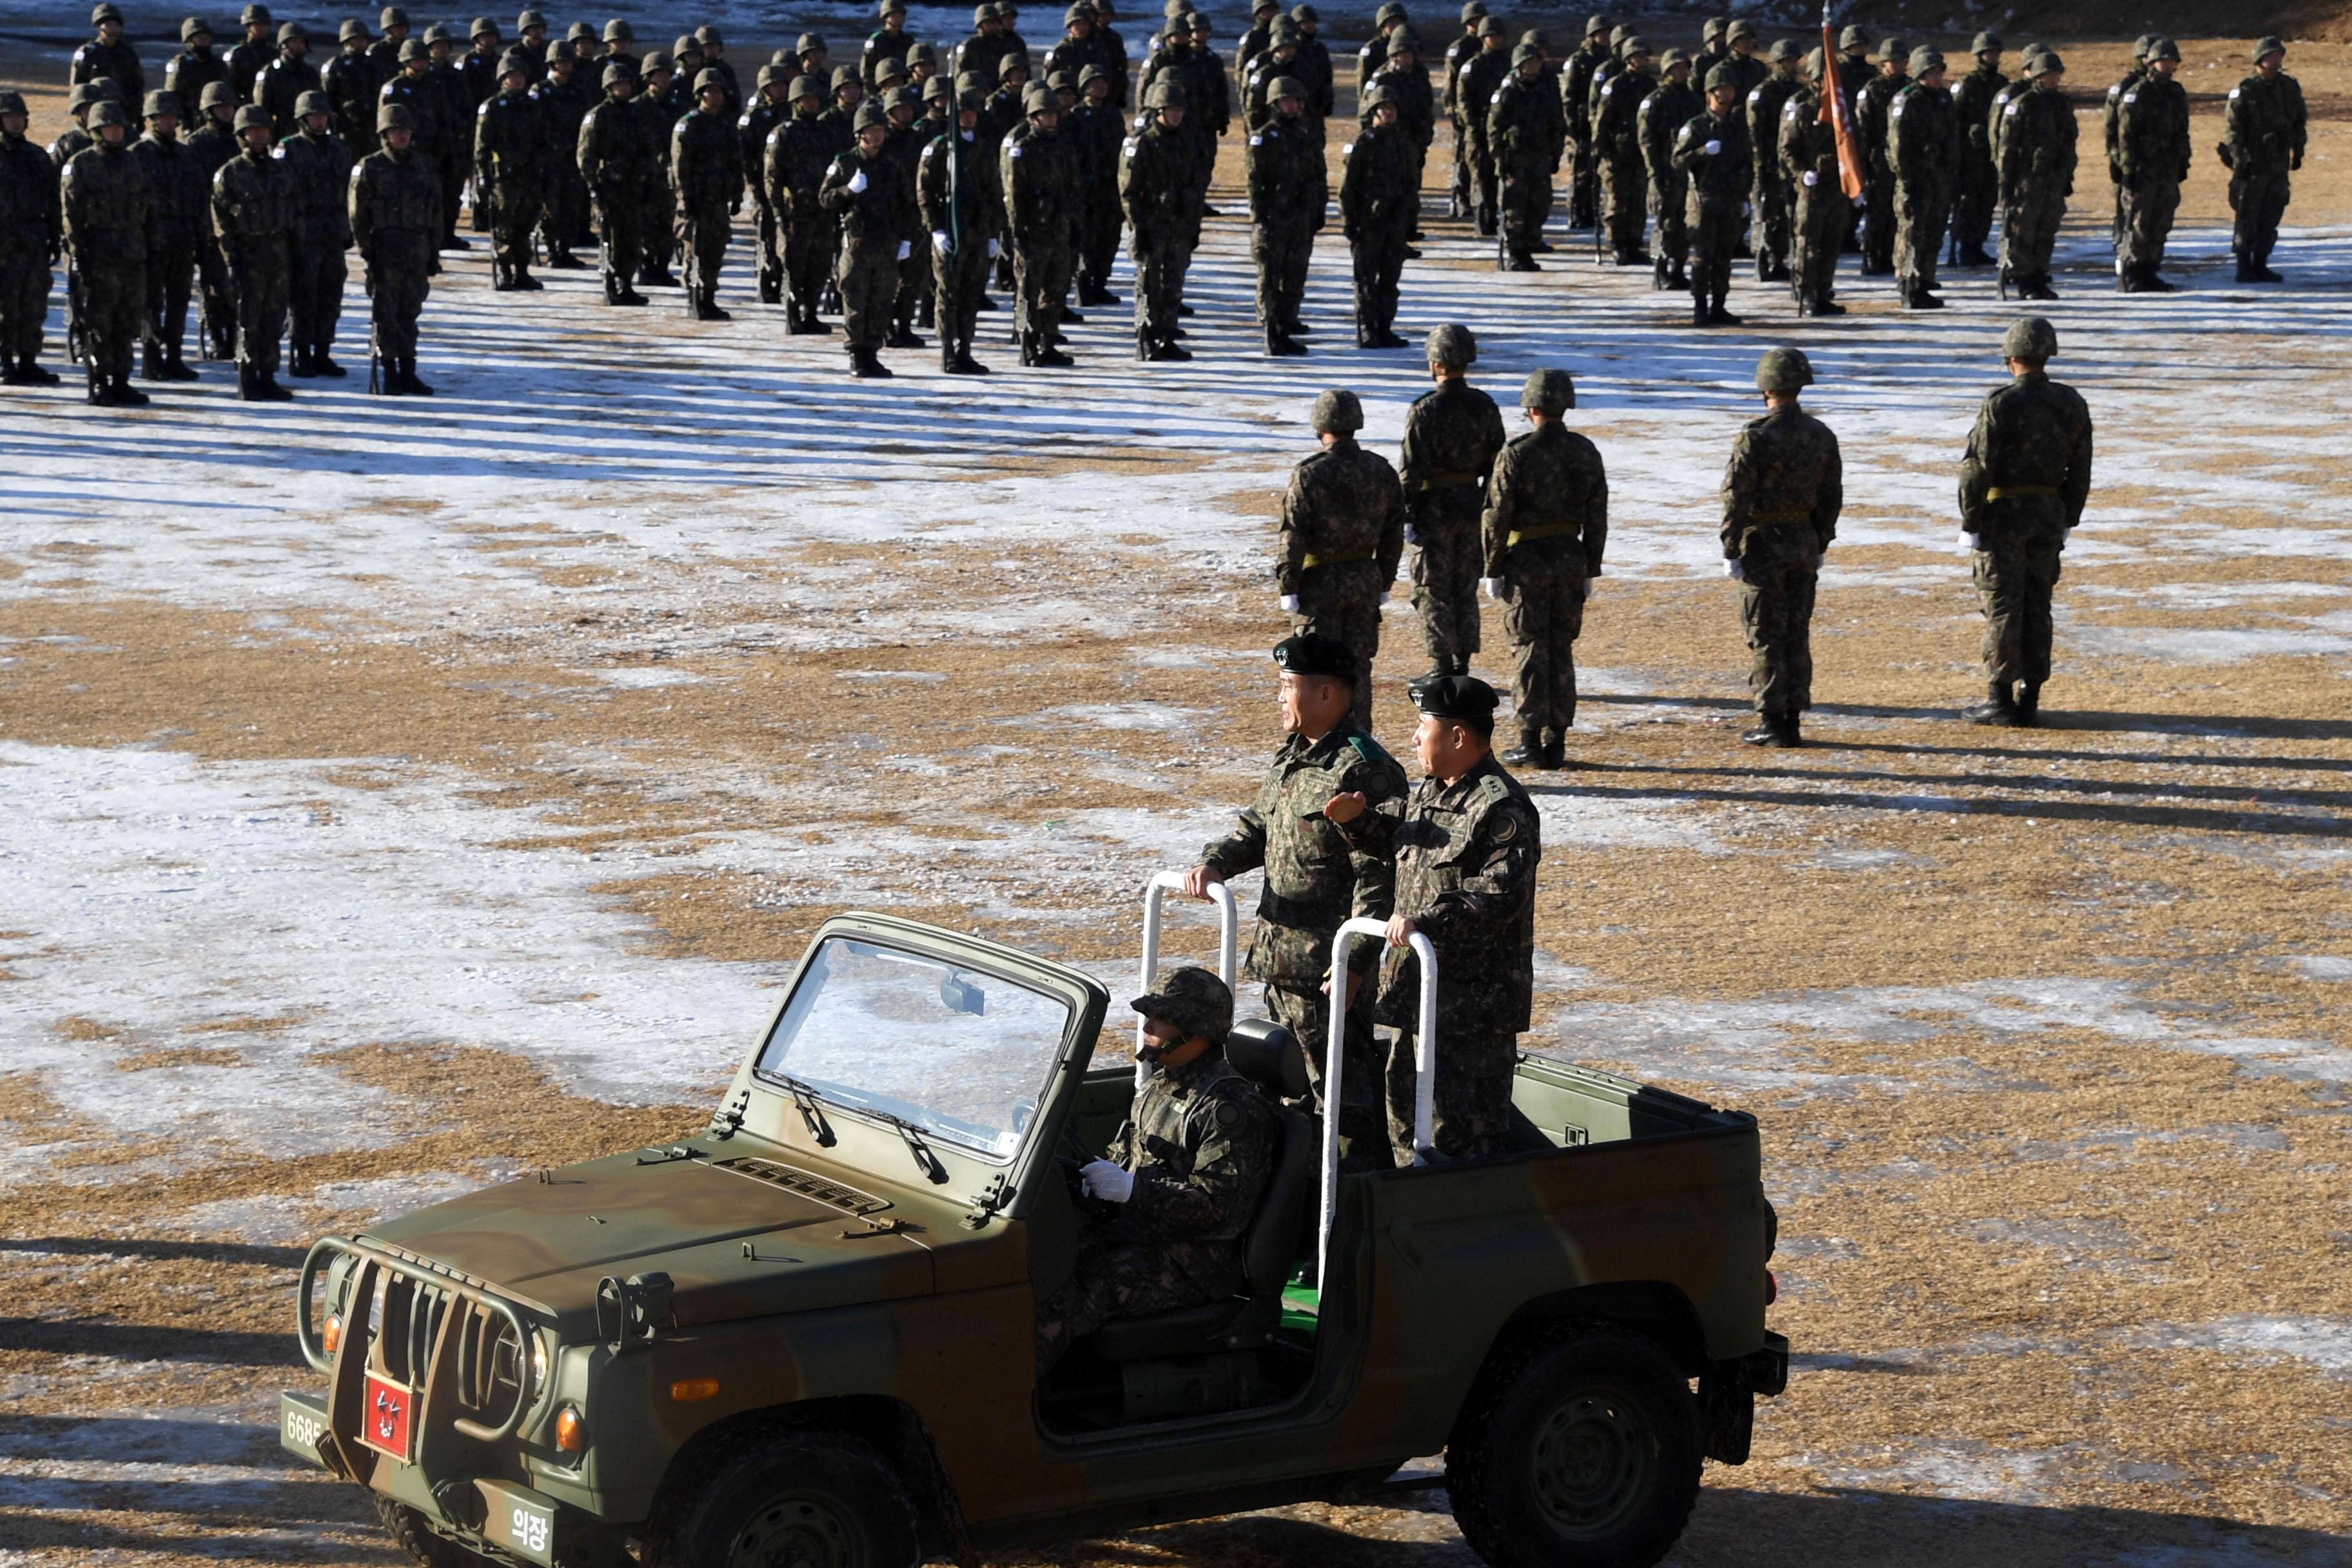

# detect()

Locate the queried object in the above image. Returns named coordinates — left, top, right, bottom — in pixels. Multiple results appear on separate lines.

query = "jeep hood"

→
left=362, top=1148, right=937, bottom=1327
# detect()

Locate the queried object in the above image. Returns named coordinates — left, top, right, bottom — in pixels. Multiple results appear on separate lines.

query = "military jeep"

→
left=283, top=894, right=1785, bottom=1568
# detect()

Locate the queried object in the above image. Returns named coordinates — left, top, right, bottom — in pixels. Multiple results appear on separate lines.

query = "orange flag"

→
left=1818, top=17, right=1868, bottom=199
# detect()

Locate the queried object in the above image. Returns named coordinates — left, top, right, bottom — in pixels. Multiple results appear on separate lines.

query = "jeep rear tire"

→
left=647, top=1431, right=921, bottom=1568
left=1446, top=1329, right=1702, bottom=1568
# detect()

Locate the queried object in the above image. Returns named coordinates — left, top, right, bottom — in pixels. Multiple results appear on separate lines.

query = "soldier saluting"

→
left=1721, top=348, right=1841, bottom=749
left=1184, top=634, right=1408, bottom=1170
left=1326, top=674, right=1540, bottom=1164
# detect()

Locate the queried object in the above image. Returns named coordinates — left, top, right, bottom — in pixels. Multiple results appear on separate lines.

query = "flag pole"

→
left=1819, top=1, right=1868, bottom=200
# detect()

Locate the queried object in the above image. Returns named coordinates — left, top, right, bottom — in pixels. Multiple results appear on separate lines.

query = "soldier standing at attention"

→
left=1949, top=32, right=2005, bottom=268
left=1481, top=369, right=1604, bottom=771
left=578, top=62, right=654, bottom=307
left=1779, top=48, right=1842, bottom=316
left=1400, top=324, right=1505, bottom=683
left=350, top=101, right=442, bottom=395
left=0, top=93, right=61, bottom=386
left=2101, top=35, right=2153, bottom=270
left=474, top=50, right=543, bottom=291
left=164, top=18, right=226, bottom=112
left=61, top=97, right=151, bottom=407
left=819, top=101, right=910, bottom=378
left=133, top=90, right=207, bottom=382
left=2223, top=37, right=2304, bottom=284
left=1672, top=64, right=1749, bottom=326
left=1339, top=83, right=1415, bottom=345
left=2115, top=37, right=2188, bottom=293
left=322, top=19, right=382, bottom=156
left=1248, top=75, right=1322, bottom=356
left=1362, top=30, right=1433, bottom=220
left=186, top=80, right=240, bottom=357
left=919, top=86, right=1001, bottom=375
left=1637, top=50, right=1698, bottom=291
left=1279, top=389, right=1405, bottom=729
left=769, top=75, right=838, bottom=334
left=1325, top=674, right=1540, bottom=1164
left=1184, top=634, right=1408, bottom=1171
left=1033, top=968, right=1276, bottom=1375
left=1120, top=79, right=1197, bottom=362
left=1852, top=39, right=1906, bottom=277
left=1591, top=35, right=1652, bottom=267
left=1721, top=348, right=1840, bottom=749
left=639, top=51, right=687, bottom=288
left=227, top=5, right=274, bottom=103
left=1996, top=49, right=2075, bottom=301
left=1001, top=84, right=1081, bottom=366
left=1744, top=40, right=1799, bottom=283
left=671, top=69, right=743, bottom=321
left=530, top=40, right=590, bottom=270
left=1070, top=66, right=1124, bottom=310
left=72, top=4, right=146, bottom=106
left=1958, top=317, right=2093, bottom=729
left=1560, top=14, right=1608, bottom=230
left=738, top=66, right=791, bottom=306
left=1887, top=46, right=1957, bottom=310
left=1440, top=1, right=1486, bottom=220
left=1487, top=44, right=1562, bottom=272
left=1456, top=16, right=1509, bottom=238
left=211, top=104, right=292, bottom=398
left=280, top=90, right=353, bottom=377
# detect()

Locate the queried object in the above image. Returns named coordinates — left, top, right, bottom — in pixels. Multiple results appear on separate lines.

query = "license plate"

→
left=478, top=1481, right=557, bottom=1567
left=279, top=1391, right=329, bottom=1465
left=358, top=1371, right=415, bottom=1464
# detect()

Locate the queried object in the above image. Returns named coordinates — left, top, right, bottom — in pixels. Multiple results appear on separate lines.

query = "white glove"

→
left=932, top=230, right=950, bottom=255
left=1959, top=531, right=1981, bottom=551
left=847, top=168, right=868, bottom=193
left=1480, top=577, right=1504, bottom=600
left=897, top=240, right=912, bottom=259
left=1280, top=593, right=1300, bottom=614
left=1079, top=1159, right=1135, bottom=1203
left=1723, top=558, right=1745, bottom=582
left=1703, top=138, right=1722, bottom=156
left=986, top=237, right=1000, bottom=257
left=1802, top=170, right=1819, bottom=187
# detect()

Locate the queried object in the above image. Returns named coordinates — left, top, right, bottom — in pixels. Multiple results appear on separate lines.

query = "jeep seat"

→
left=1084, top=1019, right=1317, bottom=1362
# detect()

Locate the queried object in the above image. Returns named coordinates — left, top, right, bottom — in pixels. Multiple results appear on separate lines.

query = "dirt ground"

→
left=4, top=16, right=2352, bottom=1568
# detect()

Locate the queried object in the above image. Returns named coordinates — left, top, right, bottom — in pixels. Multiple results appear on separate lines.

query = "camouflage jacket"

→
left=671, top=106, right=743, bottom=215
left=917, top=126, right=1004, bottom=248
left=1958, top=369, right=2093, bottom=536
left=766, top=111, right=835, bottom=218
left=2101, top=65, right=2145, bottom=181
left=1745, top=73, right=1799, bottom=192
left=1562, top=42, right=1608, bottom=142
left=279, top=127, right=354, bottom=247
left=211, top=144, right=293, bottom=249
left=133, top=132, right=210, bottom=250
left=2118, top=74, right=2189, bottom=183
left=1638, top=77, right=1699, bottom=186
left=380, top=69, right=451, bottom=157
left=1119, top=117, right=1197, bottom=236
left=1672, top=107, right=1750, bottom=215
left=1002, top=122, right=1081, bottom=248
left=2223, top=70, right=2306, bottom=173
left=322, top=50, right=384, bottom=154
left=1721, top=403, right=1842, bottom=564
left=1441, top=33, right=1478, bottom=122
left=1482, top=420, right=1607, bottom=579
left=61, top=142, right=150, bottom=253
left=1997, top=82, right=2076, bottom=195
left=1101, top=1051, right=1277, bottom=1297
left=1338, top=119, right=1418, bottom=239
left=164, top=46, right=226, bottom=110
left=1202, top=723, right=1409, bottom=991
left=1854, top=70, right=1906, bottom=179
left=736, top=97, right=790, bottom=201
left=1277, top=438, right=1405, bottom=597
left=227, top=37, right=273, bottom=104
left=1338, top=753, right=1541, bottom=1039
left=1487, top=71, right=1565, bottom=172
left=579, top=92, right=662, bottom=198
left=0, top=132, right=63, bottom=258
left=475, top=88, right=543, bottom=183
left=1888, top=78, right=1959, bottom=191
left=1246, top=114, right=1324, bottom=230
left=70, top=36, right=145, bottom=103
left=1779, top=84, right=1835, bottom=188
left=1072, top=99, right=1126, bottom=199
left=529, top=71, right=594, bottom=167
left=348, top=143, right=441, bottom=262
left=1592, top=62, right=1648, bottom=151
left=1953, top=62, right=2008, bottom=162
left=1458, top=48, right=1511, bottom=152
left=255, top=54, right=324, bottom=140
left=1399, top=378, right=1507, bottom=533
left=818, top=141, right=911, bottom=248
left=1360, top=62, right=1435, bottom=152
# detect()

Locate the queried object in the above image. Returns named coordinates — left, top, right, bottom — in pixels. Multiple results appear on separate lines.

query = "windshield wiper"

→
left=861, top=1109, right=949, bottom=1185
left=759, top=1070, right=837, bottom=1147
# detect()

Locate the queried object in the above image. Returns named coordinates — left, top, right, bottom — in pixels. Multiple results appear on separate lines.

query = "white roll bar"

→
left=1137, top=870, right=1240, bottom=1084
left=1317, top=917, right=1436, bottom=1289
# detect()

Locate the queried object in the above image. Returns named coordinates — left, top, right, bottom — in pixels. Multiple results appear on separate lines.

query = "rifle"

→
left=65, top=257, right=86, bottom=365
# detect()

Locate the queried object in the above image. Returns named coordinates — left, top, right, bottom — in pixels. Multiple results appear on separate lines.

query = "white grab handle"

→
left=1316, top=917, right=1436, bottom=1289
left=1137, top=870, right=1240, bottom=1084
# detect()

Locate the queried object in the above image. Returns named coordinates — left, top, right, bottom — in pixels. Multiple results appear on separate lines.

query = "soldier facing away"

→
left=1400, top=324, right=1505, bottom=682
left=2222, top=37, right=2304, bottom=283
left=1957, top=317, right=2093, bottom=728
left=2115, top=38, right=2188, bottom=292
left=1325, top=672, right=1541, bottom=1164
left=1278, top=389, right=1405, bottom=730
left=1481, top=369, right=1606, bottom=771
left=1721, top=348, right=1841, bottom=748
left=1186, top=634, right=1408, bottom=1171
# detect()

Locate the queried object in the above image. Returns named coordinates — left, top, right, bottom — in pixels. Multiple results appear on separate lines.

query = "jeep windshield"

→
left=752, top=936, right=1073, bottom=1162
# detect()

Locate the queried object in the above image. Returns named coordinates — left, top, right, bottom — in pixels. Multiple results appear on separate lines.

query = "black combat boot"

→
left=209, top=322, right=235, bottom=360
left=1652, top=255, right=1671, bottom=290
left=758, top=267, right=782, bottom=305
left=237, top=363, right=260, bottom=400
left=1538, top=735, right=1566, bottom=770
left=1692, top=298, right=1710, bottom=328
left=1134, top=328, right=1152, bottom=364
left=951, top=347, right=988, bottom=375
left=164, top=344, right=200, bottom=381
left=141, top=342, right=164, bottom=380
left=1501, top=725, right=1544, bottom=767
left=1813, top=294, right=1846, bottom=317
left=1505, top=250, right=1539, bottom=272
left=1367, top=327, right=1407, bottom=349
left=1146, top=334, right=1190, bottom=362
left=111, top=352, right=150, bottom=406
left=286, top=345, right=312, bottom=378
left=2015, top=681, right=2042, bottom=726
left=851, top=347, right=892, bottom=378
left=315, top=348, right=346, bottom=378
left=549, top=245, right=589, bottom=270
left=513, top=263, right=544, bottom=291
left=2142, top=270, right=2177, bottom=293
left=1034, top=337, right=1073, bottom=367
left=1964, top=680, right=2019, bottom=727
left=255, top=370, right=293, bottom=401
left=86, top=362, right=109, bottom=405
left=1264, top=327, right=1306, bottom=358
left=401, top=359, right=434, bottom=396
left=1710, top=296, right=1741, bottom=326
left=492, top=260, right=515, bottom=291
left=886, top=323, right=923, bottom=349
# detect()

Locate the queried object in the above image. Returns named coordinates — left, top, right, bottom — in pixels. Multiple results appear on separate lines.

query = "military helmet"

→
left=871, top=52, right=908, bottom=82
left=181, top=16, right=213, bottom=41
left=1426, top=322, right=1476, bottom=370
left=2003, top=315, right=2057, bottom=362
left=999, top=48, right=1032, bottom=75
left=602, top=60, right=634, bottom=88
left=1460, top=0, right=1488, bottom=22
left=756, top=61, right=781, bottom=86
left=1801, top=46, right=1823, bottom=79
left=694, top=24, right=722, bottom=46
left=674, top=33, right=698, bottom=57
left=92, top=1, right=124, bottom=23
left=1705, top=62, right=1738, bottom=91
left=1837, top=23, right=1867, bottom=50
left=1023, top=82, right=1058, bottom=113
left=0, top=89, right=26, bottom=117
left=1362, top=81, right=1394, bottom=108
left=1269, top=16, right=1300, bottom=43
left=1754, top=347, right=1812, bottom=392
left=1908, top=46, right=1943, bottom=76
left=789, top=72, right=824, bottom=99
left=277, top=20, right=306, bottom=43
left=90, top=99, right=130, bottom=128
left=380, top=4, right=408, bottom=26
left=200, top=78, right=236, bottom=108
left=1269, top=73, right=1306, bottom=101
left=232, top=103, right=270, bottom=130
left=1971, top=30, right=2003, bottom=54
left=1511, top=42, right=1538, bottom=65
left=378, top=101, right=415, bottom=131
left=853, top=99, right=888, bottom=128
left=146, top=88, right=183, bottom=117
left=1874, top=36, right=1904, bottom=61
left=2255, top=35, right=2286, bottom=63
left=424, top=23, right=456, bottom=46
left=879, top=0, right=906, bottom=12
left=67, top=81, right=101, bottom=109
left=1143, top=77, right=1186, bottom=108
left=642, top=49, right=672, bottom=74
left=974, top=1, right=997, bottom=20
left=1583, top=11, right=1608, bottom=36
left=1310, top=387, right=1364, bottom=433
left=1291, top=3, right=1320, bottom=23
left=694, top=66, right=725, bottom=94
left=1520, top=368, right=1574, bottom=411
left=471, top=16, right=498, bottom=37
left=2148, top=37, right=2180, bottom=63
left=398, top=37, right=428, bottom=61
left=887, top=83, right=922, bottom=111
left=1701, top=15, right=1727, bottom=41
left=338, top=17, right=368, bottom=41
left=1388, top=28, right=1421, bottom=54
left=2033, top=48, right=2064, bottom=74
left=498, top=46, right=529, bottom=74
left=1620, top=34, right=1650, bottom=56
left=1476, top=15, right=1504, bottom=37
left=1129, top=965, right=1233, bottom=1047
left=516, top=8, right=545, bottom=30
left=1045, top=67, right=1076, bottom=91
left=1079, top=63, right=1108, bottom=86
left=1766, top=39, right=1796, bottom=63
left=2130, top=32, right=2155, bottom=60
left=565, top=21, right=594, bottom=41
left=239, top=1, right=270, bottom=21
left=547, top=36, right=572, bottom=61
left=1063, top=1, right=1095, bottom=22
left=1727, top=19, right=1756, bottom=42
left=832, top=63, right=859, bottom=88
left=1375, top=0, right=1406, bottom=21
left=295, top=88, right=330, bottom=115
left=1661, top=47, right=1689, bottom=70
left=93, top=74, right=123, bottom=99
left=956, top=86, right=986, bottom=111
left=603, top=18, right=632, bottom=43
left=910, top=40, right=939, bottom=64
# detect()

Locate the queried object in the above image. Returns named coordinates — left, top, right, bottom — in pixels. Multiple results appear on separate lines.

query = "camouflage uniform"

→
left=738, top=80, right=792, bottom=302
left=1338, top=113, right=1415, bottom=344
left=62, top=124, right=150, bottom=402
left=1561, top=28, right=1609, bottom=229
left=1949, top=43, right=2006, bottom=265
left=1340, top=750, right=1541, bottom=1162
left=279, top=113, right=352, bottom=373
left=349, top=115, right=441, bottom=389
left=917, top=112, right=1004, bottom=372
left=1996, top=72, right=2075, bottom=299
left=186, top=86, right=240, bottom=356
left=1482, top=407, right=1607, bottom=752
left=2222, top=52, right=2303, bottom=282
left=211, top=124, right=293, bottom=391
left=72, top=23, right=146, bottom=105
left=473, top=71, right=543, bottom=289
left=1456, top=37, right=1510, bottom=235
left=1246, top=102, right=1322, bottom=350
left=1672, top=92, right=1749, bottom=324
left=1486, top=55, right=1563, bottom=268
left=769, top=98, right=838, bottom=330
left=1033, top=1046, right=1277, bottom=1371
left=1279, top=424, right=1405, bottom=728
left=133, top=108, right=209, bottom=378
left=1119, top=100, right=1199, bottom=357
left=1745, top=58, right=1799, bottom=280
left=1001, top=103, right=1082, bottom=364
left=671, top=94, right=743, bottom=318
left=1070, top=81, right=1126, bottom=306
left=255, top=39, right=323, bottom=140
left=1637, top=64, right=1698, bottom=288
left=1362, top=50, right=1435, bottom=202
left=578, top=75, right=658, bottom=303
left=1722, top=393, right=1841, bottom=729
left=1400, top=372, right=1506, bottom=676
left=1590, top=52, right=1652, bottom=262
left=1853, top=54, right=1906, bottom=275
left=529, top=55, right=592, bottom=267
left=1887, top=63, right=1957, bottom=306
left=321, top=34, right=383, bottom=154
left=2100, top=46, right=2148, bottom=265
left=1200, top=721, right=1407, bottom=1168
left=818, top=116, right=912, bottom=371
left=0, top=108, right=59, bottom=382
left=226, top=17, right=275, bottom=105
left=1779, top=72, right=1843, bottom=315
left=164, top=33, right=228, bottom=111
left=1959, top=341, right=2093, bottom=705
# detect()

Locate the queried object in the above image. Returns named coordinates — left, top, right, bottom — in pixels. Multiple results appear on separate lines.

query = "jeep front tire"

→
left=646, top=1431, right=921, bottom=1568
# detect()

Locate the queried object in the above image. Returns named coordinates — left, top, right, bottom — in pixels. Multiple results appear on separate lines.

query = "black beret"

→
left=1272, top=633, right=1356, bottom=681
left=1411, top=672, right=1500, bottom=723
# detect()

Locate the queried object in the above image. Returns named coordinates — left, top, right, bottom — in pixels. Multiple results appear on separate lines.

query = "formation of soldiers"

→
left=0, top=8, right=2317, bottom=393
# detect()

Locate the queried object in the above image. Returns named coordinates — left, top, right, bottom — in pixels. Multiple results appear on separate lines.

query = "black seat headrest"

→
left=1224, top=1017, right=1309, bottom=1101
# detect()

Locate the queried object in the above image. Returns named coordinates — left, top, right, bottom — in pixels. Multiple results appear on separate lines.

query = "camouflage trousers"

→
left=1470, top=143, right=1499, bottom=231
left=286, top=234, right=346, bottom=354
left=1409, top=502, right=1482, bottom=671
left=1132, top=225, right=1192, bottom=341
left=1790, top=175, right=1844, bottom=304
left=640, top=181, right=675, bottom=273
left=678, top=211, right=728, bottom=295
left=1973, top=522, right=2064, bottom=685
left=1386, top=1023, right=1516, bottom=1163
left=435, top=147, right=466, bottom=242
left=1012, top=235, right=1073, bottom=349
left=1251, top=220, right=1312, bottom=330
left=783, top=213, right=830, bottom=312
left=541, top=168, right=587, bottom=252
left=1688, top=203, right=1738, bottom=306
left=195, top=237, right=233, bottom=356
left=1077, top=185, right=1121, bottom=298
left=894, top=237, right=926, bottom=332
left=1034, top=1235, right=1222, bottom=1374
left=368, top=240, right=432, bottom=361
left=1953, top=155, right=1996, bottom=253
left=1497, top=157, right=1551, bottom=255
left=838, top=238, right=897, bottom=352
left=1649, top=173, right=1687, bottom=268
left=1449, top=116, right=1475, bottom=214
left=81, top=256, right=145, bottom=379
left=1264, top=983, right=1389, bottom=1174
left=1999, top=184, right=2066, bottom=286
left=228, top=247, right=288, bottom=377
left=1738, top=554, right=1818, bottom=716
left=1752, top=182, right=1789, bottom=271
left=1349, top=224, right=1406, bottom=340
left=1293, top=562, right=1382, bottom=729
left=1895, top=180, right=1951, bottom=291
left=1600, top=147, right=1647, bottom=257
left=752, top=201, right=779, bottom=296
left=2230, top=164, right=2290, bottom=266
left=931, top=234, right=990, bottom=356
left=483, top=175, right=540, bottom=270
left=594, top=192, right=643, bottom=289
left=0, top=251, right=48, bottom=360
left=142, top=242, right=195, bottom=358
left=1500, top=553, right=1584, bottom=737
left=1569, top=138, right=1598, bottom=228
left=1861, top=169, right=1897, bottom=271
left=2120, top=173, right=2179, bottom=273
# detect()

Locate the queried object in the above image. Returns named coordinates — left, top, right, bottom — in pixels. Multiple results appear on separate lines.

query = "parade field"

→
left=5, top=8, right=2352, bottom=1567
